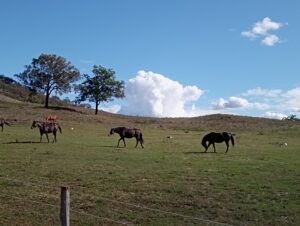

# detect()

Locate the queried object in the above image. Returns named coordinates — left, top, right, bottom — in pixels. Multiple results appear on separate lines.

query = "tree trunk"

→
left=45, top=93, right=49, bottom=108
left=95, top=102, right=99, bottom=115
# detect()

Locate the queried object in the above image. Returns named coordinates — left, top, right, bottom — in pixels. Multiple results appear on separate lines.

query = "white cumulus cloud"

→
left=241, top=17, right=284, bottom=46
left=213, top=96, right=269, bottom=110
left=120, top=71, right=203, bottom=117
left=243, top=87, right=300, bottom=118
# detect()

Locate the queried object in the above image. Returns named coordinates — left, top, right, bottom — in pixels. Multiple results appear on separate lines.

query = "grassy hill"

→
left=0, top=74, right=74, bottom=107
left=0, top=99, right=300, bottom=225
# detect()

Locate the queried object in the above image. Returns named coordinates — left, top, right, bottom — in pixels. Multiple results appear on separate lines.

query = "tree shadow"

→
left=34, top=106, right=84, bottom=113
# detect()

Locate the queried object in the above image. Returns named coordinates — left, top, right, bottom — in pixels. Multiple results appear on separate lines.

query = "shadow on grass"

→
left=97, top=145, right=119, bottom=148
left=3, top=140, right=44, bottom=144
left=97, top=145, right=133, bottom=149
left=183, top=151, right=217, bottom=154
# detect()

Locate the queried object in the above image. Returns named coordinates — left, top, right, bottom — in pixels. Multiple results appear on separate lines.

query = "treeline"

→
left=283, top=114, right=300, bottom=121
left=1, top=53, right=125, bottom=114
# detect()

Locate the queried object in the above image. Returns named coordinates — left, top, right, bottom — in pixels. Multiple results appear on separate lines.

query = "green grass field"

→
left=0, top=102, right=300, bottom=225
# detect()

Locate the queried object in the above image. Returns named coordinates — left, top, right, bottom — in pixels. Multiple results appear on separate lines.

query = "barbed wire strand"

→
left=0, top=176, right=60, bottom=191
left=0, top=201, right=59, bottom=222
left=0, top=192, right=59, bottom=209
left=71, top=191, right=233, bottom=226
left=0, top=192, right=133, bottom=226
left=71, top=208, right=133, bottom=226
left=1, top=175, right=298, bottom=195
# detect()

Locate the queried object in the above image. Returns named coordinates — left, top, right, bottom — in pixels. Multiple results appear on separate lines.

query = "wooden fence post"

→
left=60, top=186, right=70, bottom=226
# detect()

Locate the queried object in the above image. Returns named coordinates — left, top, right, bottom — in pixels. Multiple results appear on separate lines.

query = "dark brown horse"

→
left=109, top=127, right=144, bottom=148
left=0, top=119, right=10, bottom=132
left=31, top=121, right=62, bottom=143
left=201, top=132, right=235, bottom=153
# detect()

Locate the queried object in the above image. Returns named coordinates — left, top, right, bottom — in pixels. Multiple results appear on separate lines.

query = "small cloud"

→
left=261, top=34, right=280, bottom=46
left=241, top=17, right=285, bottom=46
left=100, top=105, right=121, bottom=114
left=243, top=87, right=282, bottom=98
left=293, top=107, right=300, bottom=112
left=213, top=96, right=249, bottom=110
left=263, top=112, right=287, bottom=120
left=212, top=96, right=269, bottom=110
left=243, top=86, right=300, bottom=117
left=284, top=87, right=300, bottom=110
left=241, top=31, right=257, bottom=39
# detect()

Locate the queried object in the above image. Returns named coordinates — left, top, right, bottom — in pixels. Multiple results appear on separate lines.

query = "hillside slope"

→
left=1, top=74, right=299, bottom=132
left=1, top=100, right=299, bottom=132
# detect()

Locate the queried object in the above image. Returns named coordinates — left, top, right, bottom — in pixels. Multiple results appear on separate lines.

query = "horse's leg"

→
left=212, top=143, right=216, bottom=152
left=46, top=133, right=49, bottom=143
left=123, top=138, right=126, bottom=147
left=117, top=138, right=122, bottom=147
left=53, top=131, right=56, bottom=143
left=140, top=139, right=144, bottom=148
left=135, top=137, right=138, bottom=148
left=40, top=131, right=43, bottom=142
left=1, top=125, right=3, bottom=132
left=225, top=141, right=229, bottom=153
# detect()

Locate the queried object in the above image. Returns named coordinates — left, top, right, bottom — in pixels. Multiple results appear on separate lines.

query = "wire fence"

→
left=0, top=175, right=237, bottom=226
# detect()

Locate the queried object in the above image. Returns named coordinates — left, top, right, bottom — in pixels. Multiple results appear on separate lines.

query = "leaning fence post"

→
left=60, top=186, right=70, bottom=226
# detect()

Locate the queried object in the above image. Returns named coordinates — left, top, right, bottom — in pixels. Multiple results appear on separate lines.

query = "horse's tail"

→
left=201, top=136, right=208, bottom=149
left=140, top=133, right=144, bottom=144
left=230, top=134, right=235, bottom=147
left=201, top=138, right=206, bottom=146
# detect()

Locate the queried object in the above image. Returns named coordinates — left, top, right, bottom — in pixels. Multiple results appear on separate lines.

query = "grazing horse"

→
left=31, top=121, right=62, bottom=143
left=109, top=127, right=144, bottom=148
left=0, top=119, right=10, bottom=132
left=201, top=132, right=235, bottom=153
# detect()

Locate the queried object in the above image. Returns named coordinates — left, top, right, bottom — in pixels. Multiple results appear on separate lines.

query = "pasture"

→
left=0, top=103, right=300, bottom=225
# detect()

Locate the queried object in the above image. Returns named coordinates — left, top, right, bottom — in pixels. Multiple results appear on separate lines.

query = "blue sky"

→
left=1, top=0, right=299, bottom=118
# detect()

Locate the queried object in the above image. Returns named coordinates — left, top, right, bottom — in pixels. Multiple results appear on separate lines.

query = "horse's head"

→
left=201, top=137, right=208, bottom=151
left=108, top=128, right=115, bottom=136
left=31, top=120, right=42, bottom=129
left=31, top=121, right=37, bottom=129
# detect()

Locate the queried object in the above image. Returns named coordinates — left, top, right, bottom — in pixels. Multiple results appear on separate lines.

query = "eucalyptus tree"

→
left=16, top=54, right=80, bottom=108
left=76, top=65, right=125, bottom=114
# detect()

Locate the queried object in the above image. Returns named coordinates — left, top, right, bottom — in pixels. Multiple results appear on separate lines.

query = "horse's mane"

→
left=32, top=120, right=60, bottom=128
left=113, top=127, right=126, bottom=132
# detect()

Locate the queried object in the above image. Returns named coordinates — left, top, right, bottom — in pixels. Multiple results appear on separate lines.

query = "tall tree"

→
left=76, top=65, right=125, bottom=114
left=15, top=54, right=80, bottom=108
